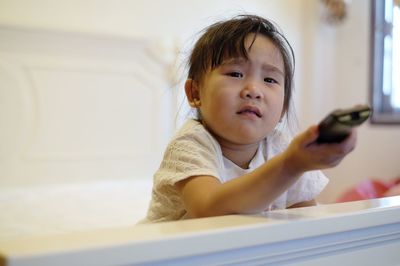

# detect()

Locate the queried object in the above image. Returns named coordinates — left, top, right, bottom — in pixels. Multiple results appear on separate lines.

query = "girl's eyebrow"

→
left=262, top=64, right=284, bottom=77
left=220, top=58, right=284, bottom=77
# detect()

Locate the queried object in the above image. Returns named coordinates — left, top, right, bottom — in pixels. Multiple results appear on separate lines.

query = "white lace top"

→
left=142, top=119, right=328, bottom=223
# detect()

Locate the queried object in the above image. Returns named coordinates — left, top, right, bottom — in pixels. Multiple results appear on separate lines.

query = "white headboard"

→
left=0, top=27, right=179, bottom=186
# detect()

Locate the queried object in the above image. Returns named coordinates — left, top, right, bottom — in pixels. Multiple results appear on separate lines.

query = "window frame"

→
left=370, top=0, right=400, bottom=124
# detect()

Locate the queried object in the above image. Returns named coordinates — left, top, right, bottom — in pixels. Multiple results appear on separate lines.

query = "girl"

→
left=142, top=14, right=357, bottom=223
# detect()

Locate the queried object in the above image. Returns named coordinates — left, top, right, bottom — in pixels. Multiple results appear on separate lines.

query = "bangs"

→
left=189, top=15, right=291, bottom=82
left=202, top=18, right=265, bottom=74
left=208, top=30, right=251, bottom=69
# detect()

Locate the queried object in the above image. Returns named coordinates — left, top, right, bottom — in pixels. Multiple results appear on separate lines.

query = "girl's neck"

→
left=200, top=119, right=260, bottom=169
left=218, top=139, right=260, bottom=169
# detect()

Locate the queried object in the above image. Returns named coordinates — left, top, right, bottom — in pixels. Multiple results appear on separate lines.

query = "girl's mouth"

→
left=237, top=106, right=262, bottom=118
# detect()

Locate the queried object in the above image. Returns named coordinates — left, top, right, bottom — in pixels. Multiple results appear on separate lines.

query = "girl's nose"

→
left=240, top=82, right=263, bottom=100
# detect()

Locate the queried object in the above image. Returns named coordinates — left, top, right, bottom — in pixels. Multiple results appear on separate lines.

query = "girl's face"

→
left=193, top=34, right=285, bottom=148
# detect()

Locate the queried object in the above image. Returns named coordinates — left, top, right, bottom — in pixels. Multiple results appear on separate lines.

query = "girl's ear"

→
left=185, top=79, right=201, bottom=107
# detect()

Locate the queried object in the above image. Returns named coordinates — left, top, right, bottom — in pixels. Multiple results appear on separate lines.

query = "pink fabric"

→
left=336, top=177, right=400, bottom=202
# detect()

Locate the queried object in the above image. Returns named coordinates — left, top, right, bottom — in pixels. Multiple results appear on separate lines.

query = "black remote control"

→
left=316, top=105, right=372, bottom=144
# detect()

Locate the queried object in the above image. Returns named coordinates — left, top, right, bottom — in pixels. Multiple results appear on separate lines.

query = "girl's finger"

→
left=301, top=125, right=319, bottom=147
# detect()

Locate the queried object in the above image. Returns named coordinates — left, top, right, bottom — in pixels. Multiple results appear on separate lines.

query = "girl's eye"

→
left=228, top=72, right=243, bottom=78
left=264, top=77, right=278, bottom=84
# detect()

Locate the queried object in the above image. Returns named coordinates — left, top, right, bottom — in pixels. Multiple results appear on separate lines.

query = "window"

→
left=371, top=0, right=400, bottom=123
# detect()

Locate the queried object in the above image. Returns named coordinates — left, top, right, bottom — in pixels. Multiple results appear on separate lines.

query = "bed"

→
left=0, top=25, right=169, bottom=242
left=0, top=179, right=152, bottom=242
left=0, top=26, right=175, bottom=241
left=1, top=26, right=400, bottom=266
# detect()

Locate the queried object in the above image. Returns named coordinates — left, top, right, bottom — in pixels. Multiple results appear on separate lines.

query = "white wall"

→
left=0, top=0, right=298, bottom=38
left=0, top=0, right=399, bottom=201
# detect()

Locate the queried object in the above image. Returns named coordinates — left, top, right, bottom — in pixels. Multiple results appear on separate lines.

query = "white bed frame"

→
left=1, top=196, right=400, bottom=266
left=0, top=26, right=178, bottom=186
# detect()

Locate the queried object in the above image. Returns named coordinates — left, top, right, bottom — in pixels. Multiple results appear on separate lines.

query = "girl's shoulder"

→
left=168, top=119, right=221, bottom=154
left=155, top=119, right=223, bottom=185
left=173, top=119, right=214, bottom=140
left=175, top=119, right=206, bottom=137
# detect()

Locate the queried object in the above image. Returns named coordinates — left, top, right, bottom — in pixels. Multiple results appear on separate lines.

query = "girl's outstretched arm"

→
left=176, top=125, right=357, bottom=218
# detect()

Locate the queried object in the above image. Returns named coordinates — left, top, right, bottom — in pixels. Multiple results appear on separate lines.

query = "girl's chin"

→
left=225, top=135, right=268, bottom=146
left=210, top=126, right=271, bottom=145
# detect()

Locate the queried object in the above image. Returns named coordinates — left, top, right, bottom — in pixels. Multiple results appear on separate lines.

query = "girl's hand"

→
left=283, top=125, right=357, bottom=173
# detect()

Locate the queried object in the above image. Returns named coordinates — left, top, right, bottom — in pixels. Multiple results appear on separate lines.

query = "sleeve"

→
left=145, top=124, right=223, bottom=223
left=153, top=130, right=222, bottom=190
left=286, top=170, right=329, bottom=207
